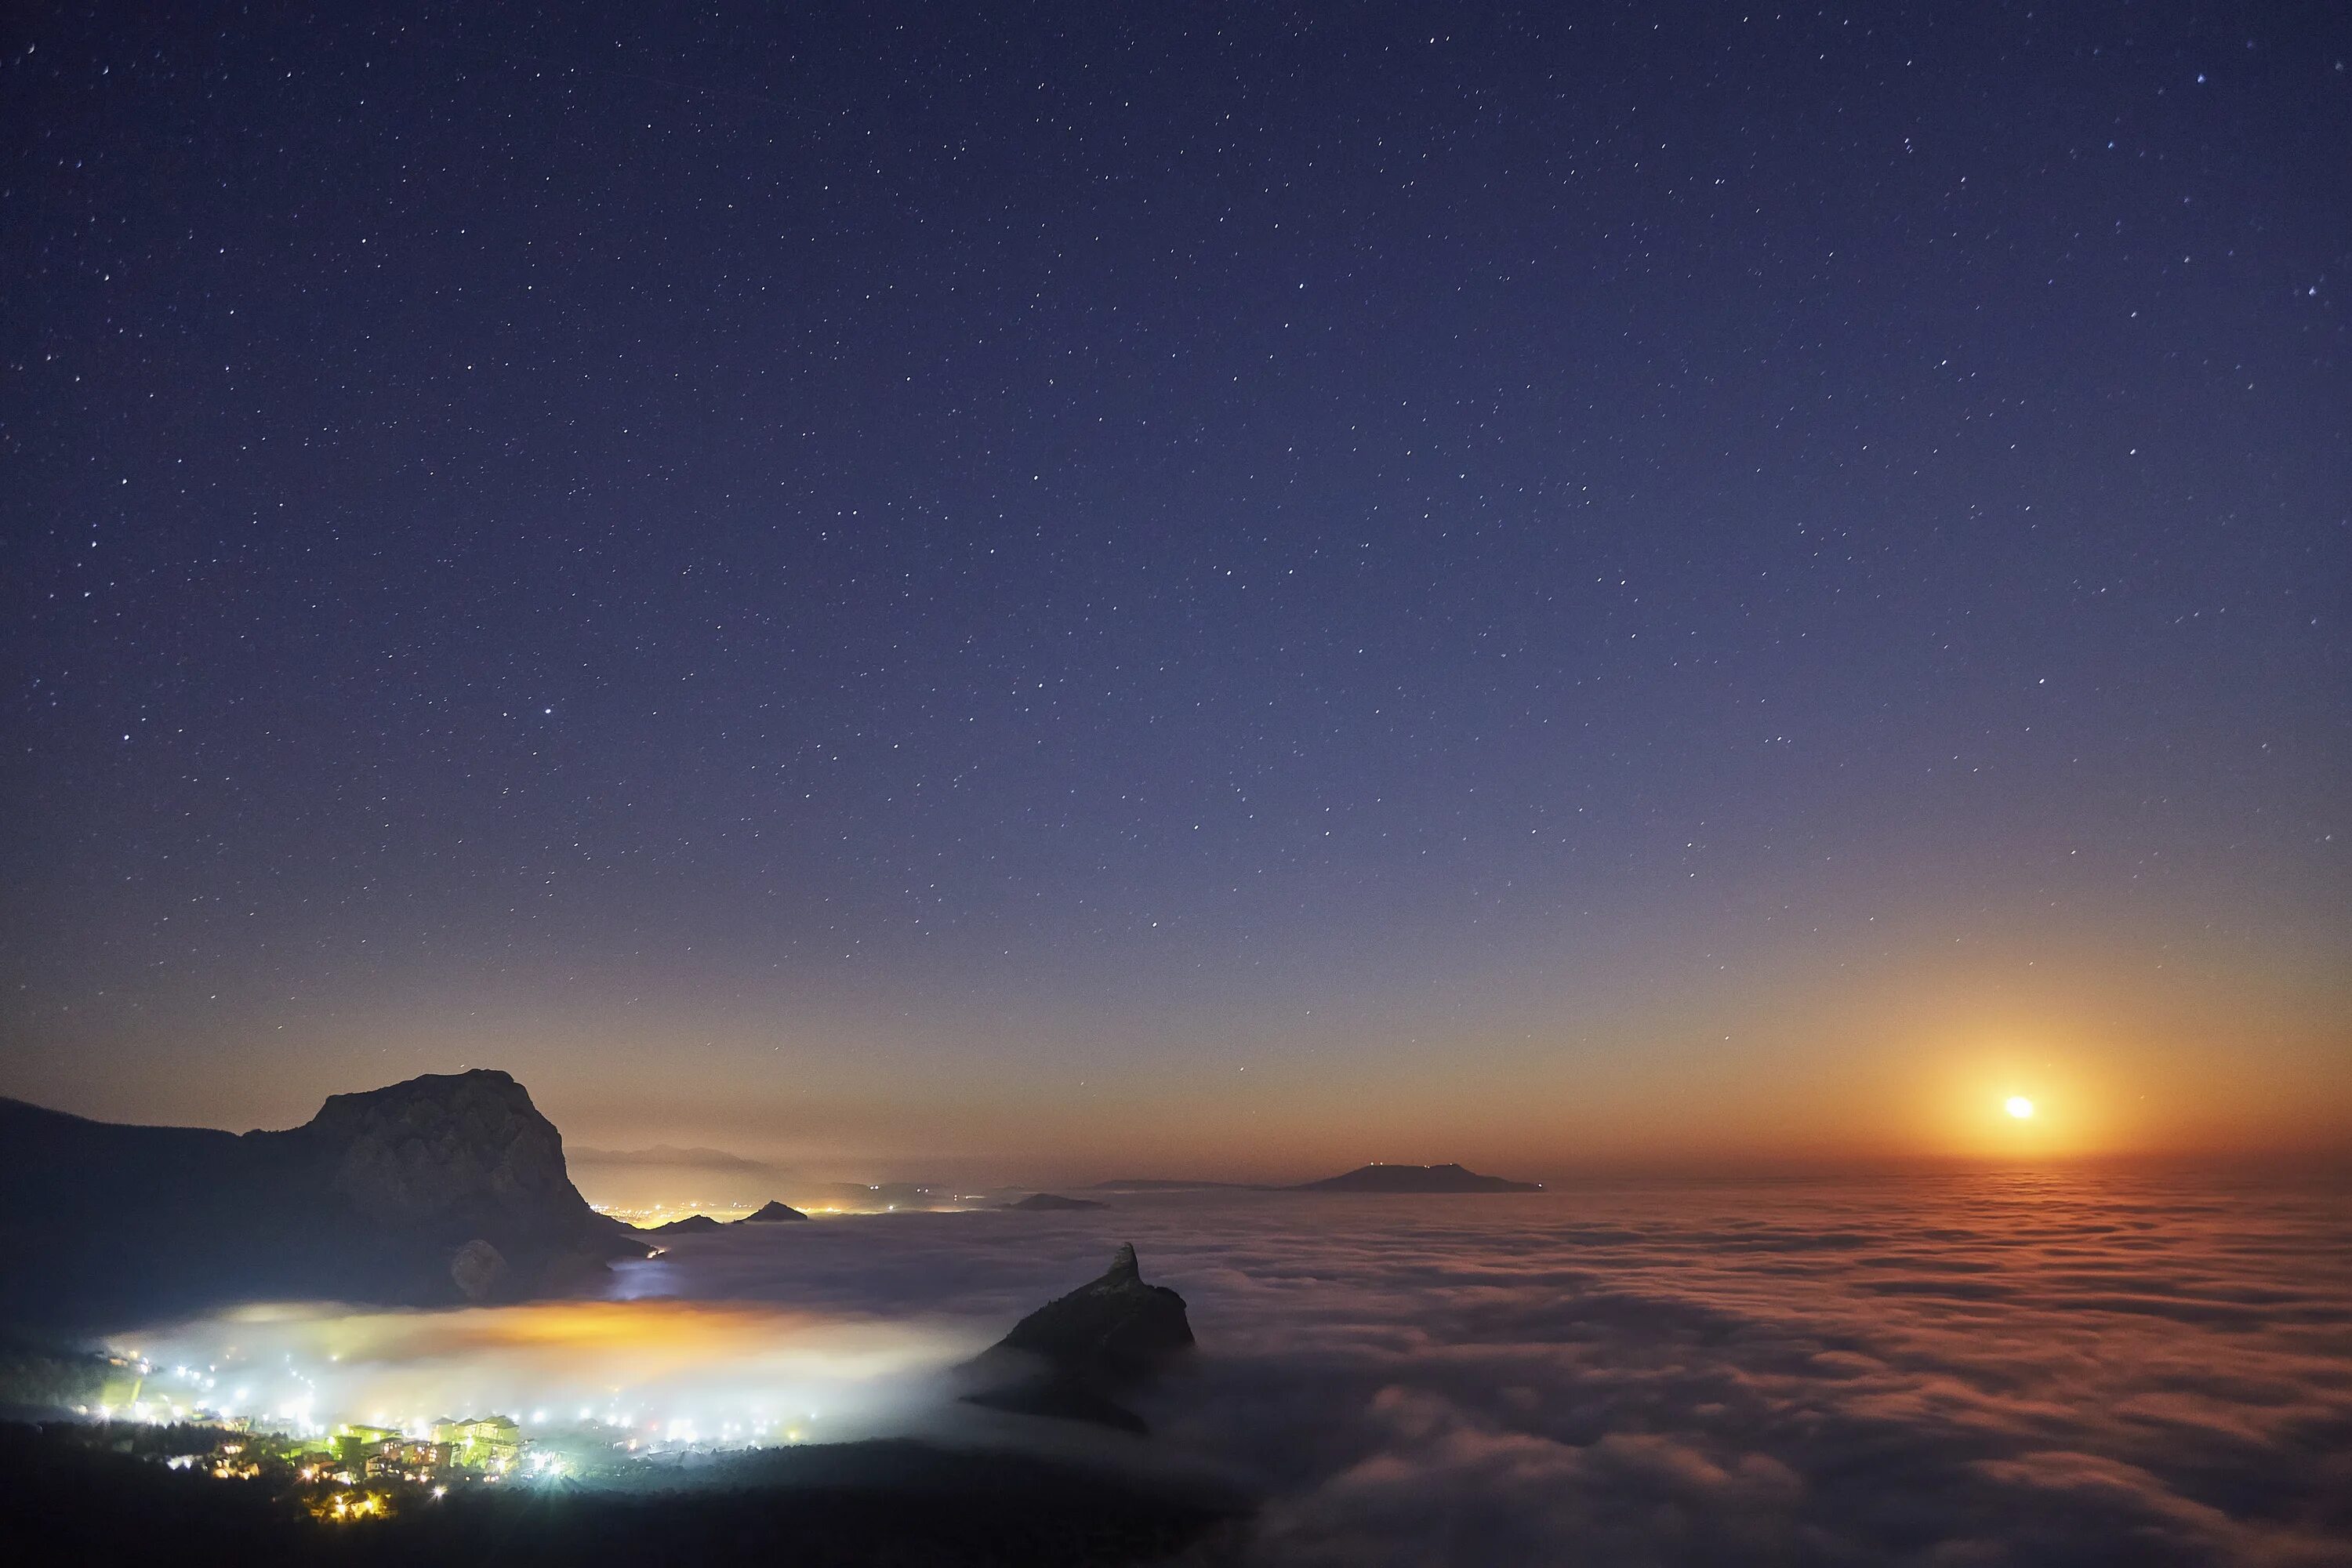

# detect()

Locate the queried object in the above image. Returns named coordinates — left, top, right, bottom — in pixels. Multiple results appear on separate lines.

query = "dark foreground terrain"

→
left=0, top=1422, right=1246, bottom=1567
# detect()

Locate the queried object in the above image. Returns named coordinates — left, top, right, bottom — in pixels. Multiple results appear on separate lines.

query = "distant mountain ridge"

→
left=1095, top=1163, right=1541, bottom=1194
left=1091, top=1178, right=1269, bottom=1192
left=0, top=1069, right=650, bottom=1330
left=648, top=1214, right=725, bottom=1235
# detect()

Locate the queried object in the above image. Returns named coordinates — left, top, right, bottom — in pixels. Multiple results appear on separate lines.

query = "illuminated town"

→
left=587, top=1184, right=1004, bottom=1226
left=62, top=1348, right=837, bottom=1526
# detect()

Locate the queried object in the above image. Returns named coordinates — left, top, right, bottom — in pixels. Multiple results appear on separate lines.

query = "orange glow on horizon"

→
left=25, top=937, right=2343, bottom=1189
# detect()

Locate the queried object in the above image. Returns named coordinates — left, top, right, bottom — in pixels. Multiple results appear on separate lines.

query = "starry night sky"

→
left=5, top=4, right=2346, bottom=1178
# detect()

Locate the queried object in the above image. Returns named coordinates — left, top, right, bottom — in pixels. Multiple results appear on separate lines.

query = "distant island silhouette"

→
left=1292, top=1162, right=1542, bottom=1193
left=1006, top=1192, right=1108, bottom=1210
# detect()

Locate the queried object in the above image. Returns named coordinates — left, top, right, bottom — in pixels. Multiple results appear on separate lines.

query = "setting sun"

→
left=2005, top=1097, right=2034, bottom=1120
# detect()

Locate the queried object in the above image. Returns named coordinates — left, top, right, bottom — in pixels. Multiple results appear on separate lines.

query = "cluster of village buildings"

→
left=164, top=1411, right=539, bottom=1520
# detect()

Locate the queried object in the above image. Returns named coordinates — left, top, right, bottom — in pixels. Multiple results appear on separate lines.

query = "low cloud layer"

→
left=632, top=1170, right=2352, bottom=1566
left=118, top=1169, right=2352, bottom=1563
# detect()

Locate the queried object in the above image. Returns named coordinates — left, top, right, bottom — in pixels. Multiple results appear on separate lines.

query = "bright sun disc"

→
left=2005, top=1096, right=2034, bottom=1119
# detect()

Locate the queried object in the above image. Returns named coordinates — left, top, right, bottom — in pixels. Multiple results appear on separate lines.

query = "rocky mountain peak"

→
left=1, top=1069, right=647, bottom=1326
left=997, top=1243, right=1193, bottom=1381
left=298, top=1069, right=587, bottom=1232
left=960, top=1244, right=1195, bottom=1432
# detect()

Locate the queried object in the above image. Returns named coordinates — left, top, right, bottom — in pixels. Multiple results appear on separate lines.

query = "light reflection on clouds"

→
left=123, top=1298, right=985, bottom=1445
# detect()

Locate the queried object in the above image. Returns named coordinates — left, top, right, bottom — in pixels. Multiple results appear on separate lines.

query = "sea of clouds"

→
left=133, top=1168, right=2352, bottom=1565
left=629, top=1170, right=2352, bottom=1566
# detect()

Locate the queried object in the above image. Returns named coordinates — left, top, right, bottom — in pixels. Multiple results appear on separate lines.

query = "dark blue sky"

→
left=4, top=3, right=2345, bottom=1174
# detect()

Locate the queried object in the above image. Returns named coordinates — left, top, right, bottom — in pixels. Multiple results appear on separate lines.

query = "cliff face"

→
left=292, top=1070, right=612, bottom=1240
left=0, top=1070, right=646, bottom=1330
